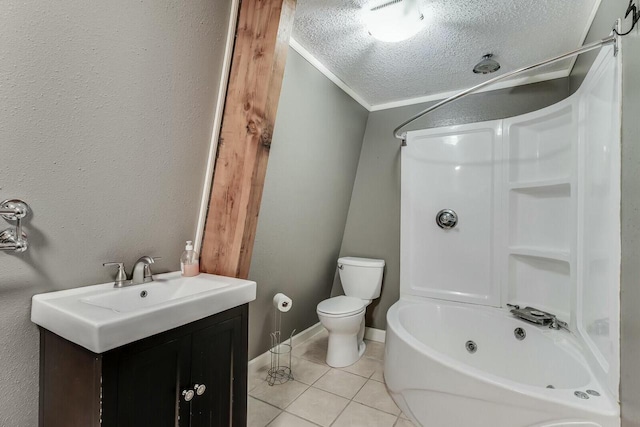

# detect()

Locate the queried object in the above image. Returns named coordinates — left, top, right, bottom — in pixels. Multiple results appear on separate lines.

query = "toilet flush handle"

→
left=338, top=264, right=344, bottom=270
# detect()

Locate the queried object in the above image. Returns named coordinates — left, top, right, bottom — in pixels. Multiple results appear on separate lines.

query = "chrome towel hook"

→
left=0, top=199, right=30, bottom=252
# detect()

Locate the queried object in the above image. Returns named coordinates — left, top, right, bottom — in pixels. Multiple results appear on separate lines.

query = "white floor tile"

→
left=267, top=411, right=318, bottom=427
left=249, top=363, right=270, bottom=392
left=370, top=362, right=385, bottom=382
left=290, top=356, right=330, bottom=385
left=363, top=340, right=385, bottom=361
left=247, top=397, right=281, bottom=427
left=286, top=387, right=349, bottom=426
left=249, top=379, right=308, bottom=409
left=332, top=401, right=397, bottom=427
left=394, top=417, right=417, bottom=426
left=353, top=379, right=401, bottom=416
left=340, top=356, right=381, bottom=378
left=313, top=368, right=367, bottom=399
left=293, top=335, right=328, bottom=365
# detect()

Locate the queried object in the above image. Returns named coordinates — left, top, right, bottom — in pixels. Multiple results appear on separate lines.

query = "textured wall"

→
left=247, top=49, right=369, bottom=359
left=620, top=35, right=640, bottom=427
left=571, top=3, right=640, bottom=425
left=570, top=3, right=622, bottom=93
left=0, top=1, right=233, bottom=425
left=334, top=78, right=570, bottom=330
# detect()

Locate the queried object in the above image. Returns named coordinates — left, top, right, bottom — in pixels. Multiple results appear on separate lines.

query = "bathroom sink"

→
left=31, top=272, right=256, bottom=353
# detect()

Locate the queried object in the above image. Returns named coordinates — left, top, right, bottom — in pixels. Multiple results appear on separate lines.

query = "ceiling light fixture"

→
left=364, top=0, right=426, bottom=43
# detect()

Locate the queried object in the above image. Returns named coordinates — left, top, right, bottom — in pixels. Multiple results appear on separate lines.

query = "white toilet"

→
left=317, top=257, right=385, bottom=367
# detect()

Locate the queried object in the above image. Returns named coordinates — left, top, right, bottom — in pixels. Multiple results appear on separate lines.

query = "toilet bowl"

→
left=317, top=257, right=385, bottom=367
left=317, top=296, right=367, bottom=367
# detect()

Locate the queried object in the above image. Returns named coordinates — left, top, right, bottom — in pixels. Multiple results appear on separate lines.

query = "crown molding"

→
left=568, top=0, right=604, bottom=73
left=289, top=38, right=574, bottom=113
left=289, top=38, right=372, bottom=111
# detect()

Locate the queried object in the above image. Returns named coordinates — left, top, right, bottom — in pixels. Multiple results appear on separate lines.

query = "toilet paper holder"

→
left=268, top=296, right=295, bottom=386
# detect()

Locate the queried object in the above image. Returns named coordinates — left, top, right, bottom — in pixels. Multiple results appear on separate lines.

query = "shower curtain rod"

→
left=393, top=34, right=618, bottom=145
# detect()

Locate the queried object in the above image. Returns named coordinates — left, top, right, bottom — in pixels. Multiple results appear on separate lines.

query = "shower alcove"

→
left=390, top=44, right=621, bottom=426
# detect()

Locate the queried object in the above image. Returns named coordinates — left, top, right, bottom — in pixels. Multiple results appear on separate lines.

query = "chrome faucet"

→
left=131, top=256, right=161, bottom=286
left=550, top=317, right=569, bottom=331
left=509, top=305, right=570, bottom=332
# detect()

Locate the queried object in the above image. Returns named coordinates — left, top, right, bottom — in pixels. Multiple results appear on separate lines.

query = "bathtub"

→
left=385, top=298, right=619, bottom=427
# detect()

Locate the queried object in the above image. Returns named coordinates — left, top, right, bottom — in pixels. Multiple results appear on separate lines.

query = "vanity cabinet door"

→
left=102, top=335, right=192, bottom=427
left=190, top=312, right=247, bottom=427
left=41, top=305, right=248, bottom=427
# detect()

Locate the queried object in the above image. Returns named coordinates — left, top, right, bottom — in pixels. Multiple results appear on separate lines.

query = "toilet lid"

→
left=317, top=296, right=365, bottom=316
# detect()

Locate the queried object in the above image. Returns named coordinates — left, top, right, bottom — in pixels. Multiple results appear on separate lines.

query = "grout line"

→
left=280, top=409, right=324, bottom=427
left=328, top=397, right=351, bottom=427
left=352, top=378, right=402, bottom=417
left=248, top=395, right=282, bottom=427
left=254, top=335, right=400, bottom=426
left=248, top=395, right=286, bottom=412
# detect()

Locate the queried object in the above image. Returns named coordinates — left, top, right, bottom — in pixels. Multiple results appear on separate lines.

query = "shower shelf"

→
left=508, top=178, right=571, bottom=191
left=508, top=246, right=570, bottom=262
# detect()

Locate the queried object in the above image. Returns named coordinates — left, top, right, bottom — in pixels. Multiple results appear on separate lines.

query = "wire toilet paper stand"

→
left=267, top=307, right=295, bottom=386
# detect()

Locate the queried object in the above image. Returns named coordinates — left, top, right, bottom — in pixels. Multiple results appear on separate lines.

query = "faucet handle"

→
left=144, top=257, right=161, bottom=281
left=551, top=318, right=570, bottom=331
left=103, top=262, right=129, bottom=287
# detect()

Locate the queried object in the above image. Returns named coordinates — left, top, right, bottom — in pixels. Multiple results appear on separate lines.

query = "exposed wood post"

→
left=200, top=0, right=296, bottom=278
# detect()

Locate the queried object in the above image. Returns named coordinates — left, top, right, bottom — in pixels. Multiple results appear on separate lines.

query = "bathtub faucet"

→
left=550, top=317, right=569, bottom=331
left=509, top=305, right=570, bottom=332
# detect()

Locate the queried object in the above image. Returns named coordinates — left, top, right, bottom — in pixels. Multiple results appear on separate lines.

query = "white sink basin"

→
left=31, top=272, right=256, bottom=353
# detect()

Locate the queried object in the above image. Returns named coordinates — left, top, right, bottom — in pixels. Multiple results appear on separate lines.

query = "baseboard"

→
left=364, top=327, right=386, bottom=343
left=248, top=322, right=324, bottom=370
left=248, top=323, right=385, bottom=376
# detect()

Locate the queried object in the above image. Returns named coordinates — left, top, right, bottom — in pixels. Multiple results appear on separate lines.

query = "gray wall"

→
left=0, top=1, right=233, bottom=425
left=570, top=3, right=640, bottom=426
left=620, top=37, right=640, bottom=427
left=247, top=49, right=369, bottom=359
left=334, top=79, right=571, bottom=330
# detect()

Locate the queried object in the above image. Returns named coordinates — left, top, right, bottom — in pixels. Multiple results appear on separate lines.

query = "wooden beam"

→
left=200, top=0, right=296, bottom=278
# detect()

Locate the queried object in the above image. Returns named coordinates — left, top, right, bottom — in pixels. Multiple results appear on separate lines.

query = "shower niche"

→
left=504, top=103, right=577, bottom=321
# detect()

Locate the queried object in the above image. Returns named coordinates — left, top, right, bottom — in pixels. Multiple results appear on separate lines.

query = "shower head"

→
left=473, top=54, right=501, bottom=74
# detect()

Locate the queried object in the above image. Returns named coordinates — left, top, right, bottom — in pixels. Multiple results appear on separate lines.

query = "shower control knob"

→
left=436, top=209, right=458, bottom=229
left=195, top=384, right=206, bottom=396
left=182, top=389, right=195, bottom=402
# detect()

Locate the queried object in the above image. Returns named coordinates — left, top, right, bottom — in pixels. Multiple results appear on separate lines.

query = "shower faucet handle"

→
left=436, top=209, right=458, bottom=229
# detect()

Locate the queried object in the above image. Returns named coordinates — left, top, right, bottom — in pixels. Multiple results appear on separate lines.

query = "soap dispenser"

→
left=180, top=241, right=200, bottom=277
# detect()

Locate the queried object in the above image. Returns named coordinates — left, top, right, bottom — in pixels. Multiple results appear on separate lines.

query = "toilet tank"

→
left=338, top=257, right=385, bottom=300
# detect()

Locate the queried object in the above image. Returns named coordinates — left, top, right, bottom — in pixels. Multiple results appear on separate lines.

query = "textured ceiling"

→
left=292, top=0, right=599, bottom=107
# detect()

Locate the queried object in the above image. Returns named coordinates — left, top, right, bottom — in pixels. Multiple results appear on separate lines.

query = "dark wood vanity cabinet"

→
left=39, top=304, right=248, bottom=427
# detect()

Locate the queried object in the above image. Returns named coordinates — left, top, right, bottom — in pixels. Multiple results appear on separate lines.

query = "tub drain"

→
left=465, top=340, right=477, bottom=353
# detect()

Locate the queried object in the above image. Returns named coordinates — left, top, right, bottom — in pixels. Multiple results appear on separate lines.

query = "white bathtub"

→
left=385, top=298, right=619, bottom=427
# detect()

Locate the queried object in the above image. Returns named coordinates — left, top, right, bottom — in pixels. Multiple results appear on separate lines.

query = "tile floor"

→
left=248, top=329, right=416, bottom=427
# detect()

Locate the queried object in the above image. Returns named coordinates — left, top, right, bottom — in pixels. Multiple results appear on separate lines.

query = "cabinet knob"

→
left=182, top=389, right=195, bottom=402
left=195, top=384, right=206, bottom=396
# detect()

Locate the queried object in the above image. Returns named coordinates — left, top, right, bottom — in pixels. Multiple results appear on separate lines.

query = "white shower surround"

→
left=388, top=43, right=621, bottom=427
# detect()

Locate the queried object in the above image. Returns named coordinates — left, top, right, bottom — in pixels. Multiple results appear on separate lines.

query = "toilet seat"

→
left=317, top=296, right=365, bottom=317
